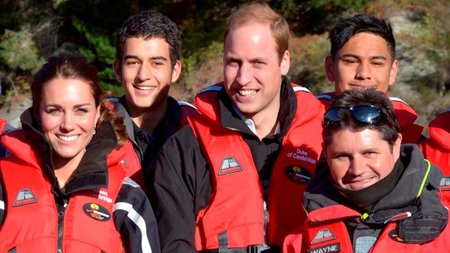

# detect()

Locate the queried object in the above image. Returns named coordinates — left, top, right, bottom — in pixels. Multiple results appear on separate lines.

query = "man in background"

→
left=317, top=13, right=423, bottom=144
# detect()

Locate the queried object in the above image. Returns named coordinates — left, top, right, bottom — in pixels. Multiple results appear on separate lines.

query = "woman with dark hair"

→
left=0, top=54, right=160, bottom=253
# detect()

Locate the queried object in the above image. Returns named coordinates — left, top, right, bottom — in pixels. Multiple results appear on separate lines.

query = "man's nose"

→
left=137, top=63, right=152, bottom=81
left=355, top=62, right=372, bottom=80
left=235, top=63, right=252, bottom=86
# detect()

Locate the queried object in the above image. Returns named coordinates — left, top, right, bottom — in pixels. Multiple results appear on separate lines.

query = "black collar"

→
left=217, top=76, right=296, bottom=139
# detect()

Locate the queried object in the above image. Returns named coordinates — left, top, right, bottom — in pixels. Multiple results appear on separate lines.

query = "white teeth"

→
left=238, top=90, right=256, bottom=96
left=58, top=135, right=78, bottom=141
left=134, top=85, right=154, bottom=91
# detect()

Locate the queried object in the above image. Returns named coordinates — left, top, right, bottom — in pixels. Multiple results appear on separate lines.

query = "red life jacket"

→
left=420, top=109, right=450, bottom=205
left=102, top=99, right=146, bottom=187
left=421, top=109, right=450, bottom=172
left=120, top=140, right=144, bottom=187
left=284, top=204, right=450, bottom=253
left=0, top=118, right=6, bottom=133
left=0, top=130, right=126, bottom=253
left=191, top=83, right=324, bottom=250
left=317, top=92, right=423, bottom=144
left=389, top=97, right=424, bottom=144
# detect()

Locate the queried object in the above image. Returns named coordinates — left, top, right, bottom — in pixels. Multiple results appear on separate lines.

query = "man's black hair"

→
left=329, top=14, right=396, bottom=60
left=115, top=10, right=181, bottom=67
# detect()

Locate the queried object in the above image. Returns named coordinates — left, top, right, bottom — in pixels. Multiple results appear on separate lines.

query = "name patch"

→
left=287, top=149, right=317, bottom=165
left=308, top=243, right=341, bottom=253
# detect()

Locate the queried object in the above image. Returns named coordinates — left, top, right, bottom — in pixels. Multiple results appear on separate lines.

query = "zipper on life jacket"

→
left=56, top=197, right=68, bottom=253
left=263, top=200, right=269, bottom=244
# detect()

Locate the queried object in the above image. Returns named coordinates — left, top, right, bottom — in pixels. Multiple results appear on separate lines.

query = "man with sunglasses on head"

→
left=317, top=13, right=424, bottom=144
left=283, top=88, right=450, bottom=253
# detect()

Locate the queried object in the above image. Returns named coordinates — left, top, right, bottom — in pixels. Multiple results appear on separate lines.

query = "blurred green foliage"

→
left=0, top=29, right=44, bottom=73
left=71, top=17, right=118, bottom=94
left=0, top=0, right=371, bottom=97
left=0, top=0, right=449, bottom=122
left=289, top=35, right=331, bottom=93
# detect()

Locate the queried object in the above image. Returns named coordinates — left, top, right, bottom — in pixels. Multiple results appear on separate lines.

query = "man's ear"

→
left=388, top=59, right=399, bottom=86
left=393, top=133, right=402, bottom=161
left=325, top=55, right=336, bottom=82
left=280, top=50, right=290, bottom=75
left=113, top=59, right=122, bottom=83
left=171, top=60, right=182, bottom=83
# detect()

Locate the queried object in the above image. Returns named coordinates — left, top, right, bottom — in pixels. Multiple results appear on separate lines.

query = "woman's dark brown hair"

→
left=31, top=54, right=127, bottom=148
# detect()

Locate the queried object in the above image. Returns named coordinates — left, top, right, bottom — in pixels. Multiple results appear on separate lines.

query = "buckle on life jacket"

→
left=246, top=244, right=272, bottom=253
left=212, top=244, right=276, bottom=253
left=217, top=231, right=276, bottom=253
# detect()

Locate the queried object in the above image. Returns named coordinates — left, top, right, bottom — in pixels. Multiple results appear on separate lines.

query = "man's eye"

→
left=334, top=154, right=350, bottom=160
left=342, top=59, right=357, bottom=64
left=152, top=62, right=164, bottom=67
left=254, top=61, right=266, bottom=67
left=364, top=151, right=377, bottom=157
left=125, top=60, right=139, bottom=65
left=227, top=61, right=239, bottom=67
left=372, top=61, right=384, bottom=66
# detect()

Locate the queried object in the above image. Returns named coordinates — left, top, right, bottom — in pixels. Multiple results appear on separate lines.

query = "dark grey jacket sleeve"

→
left=114, top=177, right=161, bottom=253
left=146, top=125, right=211, bottom=253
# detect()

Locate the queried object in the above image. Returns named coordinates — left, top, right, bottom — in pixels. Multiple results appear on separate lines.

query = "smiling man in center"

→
left=147, top=2, right=325, bottom=252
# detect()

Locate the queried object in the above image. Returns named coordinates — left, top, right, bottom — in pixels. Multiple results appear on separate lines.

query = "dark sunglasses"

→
left=323, top=105, right=382, bottom=126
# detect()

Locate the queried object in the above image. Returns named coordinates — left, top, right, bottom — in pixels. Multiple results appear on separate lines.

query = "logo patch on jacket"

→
left=13, top=189, right=38, bottom=206
left=285, top=166, right=312, bottom=184
left=83, top=203, right=111, bottom=221
left=311, top=228, right=336, bottom=244
left=218, top=157, right=243, bottom=175
left=440, top=177, right=450, bottom=191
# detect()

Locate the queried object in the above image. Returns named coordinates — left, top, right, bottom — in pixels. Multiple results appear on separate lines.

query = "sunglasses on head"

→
left=323, top=105, right=382, bottom=126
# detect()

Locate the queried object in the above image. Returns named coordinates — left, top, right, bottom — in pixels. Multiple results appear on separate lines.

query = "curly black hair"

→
left=115, top=10, right=181, bottom=68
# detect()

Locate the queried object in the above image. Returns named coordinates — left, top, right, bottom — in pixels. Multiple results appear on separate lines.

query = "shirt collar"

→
left=231, top=103, right=281, bottom=135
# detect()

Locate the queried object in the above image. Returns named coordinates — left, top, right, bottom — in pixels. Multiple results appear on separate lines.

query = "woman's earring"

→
left=93, top=129, right=96, bottom=135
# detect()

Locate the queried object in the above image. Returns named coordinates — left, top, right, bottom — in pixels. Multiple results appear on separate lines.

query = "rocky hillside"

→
left=171, top=0, right=450, bottom=136
left=1, top=0, right=449, bottom=133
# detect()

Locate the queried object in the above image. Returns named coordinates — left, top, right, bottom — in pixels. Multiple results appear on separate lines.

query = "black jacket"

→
left=112, top=96, right=189, bottom=169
